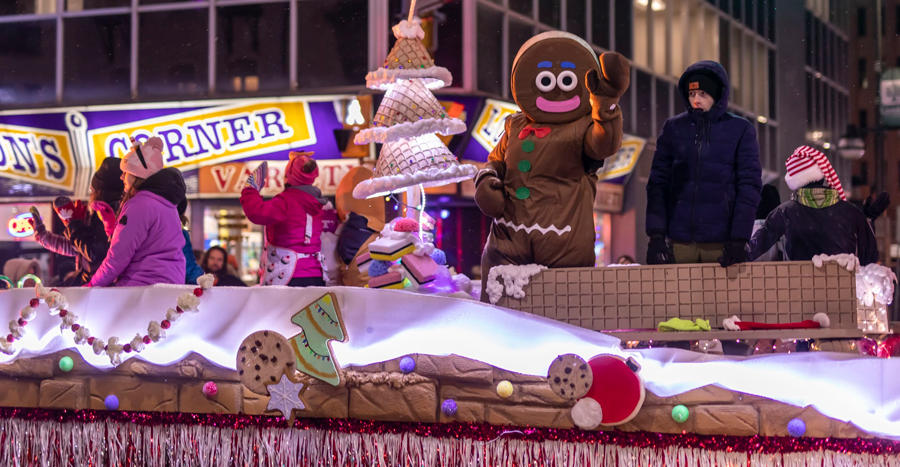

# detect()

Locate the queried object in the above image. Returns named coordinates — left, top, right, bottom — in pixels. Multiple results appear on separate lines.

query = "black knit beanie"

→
left=92, top=157, right=125, bottom=193
left=685, top=73, right=722, bottom=102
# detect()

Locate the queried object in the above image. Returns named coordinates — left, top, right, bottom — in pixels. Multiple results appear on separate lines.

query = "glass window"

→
left=636, top=71, right=652, bottom=138
left=590, top=0, right=610, bottom=49
left=567, top=0, right=586, bottom=38
left=766, top=0, right=774, bottom=41
left=756, top=0, right=766, bottom=37
left=806, top=73, right=812, bottom=127
left=729, top=25, right=741, bottom=106
left=719, top=18, right=730, bottom=76
left=510, top=0, right=533, bottom=18
left=140, top=0, right=195, bottom=4
left=614, top=0, right=632, bottom=58
left=539, top=0, right=560, bottom=29
left=633, top=0, right=649, bottom=68
left=619, top=71, right=634, bottom=133
left=297, top=0, right=367, bottom=89
left=732, top=0, right=740, bottom=21
left=64, top=15, right=131, bottom=102
left=652, top=6, right=667, bottom=74
left=476, top=3, right=503, bottom=96
left=768, top=126, right=777, bottom=174
left=0, top=21, right=56, bottom=106
left=67, top=0, right=130, bottom=10
left=703, top=5, right=720, bottom=62
left=427, top=2, right=464, bottom=89
left=508, top=19, right=534, bottom=94
left=896, top=5, right=900, bottom=35
left=138, top=9, right=209, bottom=97
left=857, top=7, right=866, bottom=37
left=655, top=80, right=671, bottom=137
left=757, top=120, right=768, bottom=170
left=768, top=49, right=776, bottom=120
left=216, top=3, right=289, bottom=94
left=745, top=0, right=754, bottom=27
left=858, top=58, right=868, bottom=89
left=0, top=0, right=55, bottom=15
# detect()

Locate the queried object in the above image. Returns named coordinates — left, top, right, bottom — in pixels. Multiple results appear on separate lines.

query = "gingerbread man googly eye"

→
left=557, top=70, right=578, bottom=92
left=535, top=71, right=556, bottom=92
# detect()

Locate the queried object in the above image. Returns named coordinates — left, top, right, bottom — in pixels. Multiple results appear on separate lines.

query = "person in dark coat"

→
left=200, top=246, right=247, bottom=287
left=749, top=146, right=878, bottom=265
left=645, top=61, right=762, bottom=267
left=31, top=157, right=124, bottom=286
left=751, top=184, right=784, bottom=261
left=177, top=199, right=204, bottom=285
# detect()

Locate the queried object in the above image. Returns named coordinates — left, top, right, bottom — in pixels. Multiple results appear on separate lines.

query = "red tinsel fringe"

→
left=0, top=407, right=896, bottom=455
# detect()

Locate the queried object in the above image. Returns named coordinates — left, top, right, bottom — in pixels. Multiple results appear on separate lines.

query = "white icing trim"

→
left=365, top=67, right=453, bottom=91
left=485, top=264, right=548, bottom=305
left=811, top=254, right=860, bottom=273
left=495, top=218, right=573, bottom=236
left=392, top=19, right=425, bottom=40
left=353, top=164, right=477, bottom=199
left=354, top=117, right=467, bottom=145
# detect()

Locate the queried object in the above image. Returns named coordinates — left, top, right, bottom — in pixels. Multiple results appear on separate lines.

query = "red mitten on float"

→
left=723, top=313, right=830, bottom=331
left=583, top=355, right=645, bottom=426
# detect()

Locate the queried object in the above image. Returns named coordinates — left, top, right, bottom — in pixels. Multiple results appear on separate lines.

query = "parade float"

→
left=1, top=6, right=899, bottom=467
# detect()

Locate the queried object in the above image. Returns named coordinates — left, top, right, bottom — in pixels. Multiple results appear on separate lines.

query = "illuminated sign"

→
left=197, top=159, right=360, bottom=198
left=89, top=99, right=317, bottom=172
left=7, top=212, right=34, bottom=238
left=0, top=124, right=75, bottom=192
left=596, top=136, right=647, bottom=183
left=471, top=99, right=520, bottom=153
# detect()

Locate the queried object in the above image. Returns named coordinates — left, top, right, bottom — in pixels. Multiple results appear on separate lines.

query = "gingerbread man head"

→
left=511, top=31, right=601, bottom=124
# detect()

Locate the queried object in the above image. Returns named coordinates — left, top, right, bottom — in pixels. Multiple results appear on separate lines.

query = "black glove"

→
left=718, top=238, right=748, bottom=268
left=646, top=231, right=674, bottom=265
left=863, top=192, right=890, bottom=220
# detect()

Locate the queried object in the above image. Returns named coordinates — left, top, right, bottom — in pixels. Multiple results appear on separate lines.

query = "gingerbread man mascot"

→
left=475, top=31, right=630, bottom=302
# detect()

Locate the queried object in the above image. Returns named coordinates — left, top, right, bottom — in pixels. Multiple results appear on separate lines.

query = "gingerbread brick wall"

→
left=0, top=351, right=874, bottom=440
left=495, top=262, right=858, bottom=331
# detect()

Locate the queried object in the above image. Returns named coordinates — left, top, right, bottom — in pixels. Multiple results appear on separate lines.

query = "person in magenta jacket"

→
left=240, top=151, right=325, bottom=287
left=86, top=136, right=186, bottom=287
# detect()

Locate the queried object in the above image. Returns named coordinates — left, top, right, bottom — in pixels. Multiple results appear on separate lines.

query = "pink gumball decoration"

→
left=202, top=381, right=218, bottom=398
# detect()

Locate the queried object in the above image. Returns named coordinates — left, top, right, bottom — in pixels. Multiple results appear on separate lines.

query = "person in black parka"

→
left=645, top=61, right=762, bottom=267
left=749, top=145, right=879, bottom=265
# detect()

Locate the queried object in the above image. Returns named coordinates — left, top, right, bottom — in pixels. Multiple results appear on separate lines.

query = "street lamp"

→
left=837, top=125, right=866, bottom=160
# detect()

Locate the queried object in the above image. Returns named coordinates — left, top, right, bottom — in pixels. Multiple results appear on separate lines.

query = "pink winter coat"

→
left=87, top=169, right=186, bottom=287
left=240, top=186, right=325, bottom=278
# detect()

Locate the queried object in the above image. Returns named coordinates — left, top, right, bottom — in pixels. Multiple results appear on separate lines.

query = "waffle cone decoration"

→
left=353, top=134, right=477, bottom=199
left=365, top=19, right=452, bottom=90
left=355, top=79, right=466, bottom=144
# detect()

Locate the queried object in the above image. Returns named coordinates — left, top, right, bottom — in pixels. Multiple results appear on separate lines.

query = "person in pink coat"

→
left=240, top=151, right=325, bottom=287
left=86, top=136, right=187, bottom=287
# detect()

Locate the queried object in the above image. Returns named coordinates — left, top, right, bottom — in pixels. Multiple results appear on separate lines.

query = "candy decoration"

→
left=265, top=373, right=306, bottom=425
left=399, top=356, right=416, bottom=373
left=58, top=356, right=74, bottom=372
left=393, top=218, right=420, bottom=232
left=104, top=395, right=119, bottom=411
left=788, top=418, right=807, bottom=437
left=571, top=397, right=603, bottom=430
left=496, top=380, right=514, bottom=398
left=287, top=293, right=347, bottom=386
left=547, top=354, right=593, bottom=400
left=584, top=355, right=645, bottom=426
left=202, top=381, right=218, bottom=398
left=193, top=288, right=203, bottom=297
left=236, top=330, right=295, bottom=396
left=441, top=399, right=457, bottom=416
left=672, top=405, right=690, bottom=423
left=368, top=260, right=392, bottom=278
left=430, top=249, right=447, bottom=266
left=29, top=298, right=39, bottom=308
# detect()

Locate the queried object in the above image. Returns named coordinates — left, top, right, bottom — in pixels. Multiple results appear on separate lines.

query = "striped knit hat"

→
left=784, top=145, right=845, bottom=200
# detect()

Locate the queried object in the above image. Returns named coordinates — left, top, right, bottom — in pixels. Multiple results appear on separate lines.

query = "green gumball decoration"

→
left=672, top=404, right=690, bottom=423
left=59, top=356, right=74, bottom=373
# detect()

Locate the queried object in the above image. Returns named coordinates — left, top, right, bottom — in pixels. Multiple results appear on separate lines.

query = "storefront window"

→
left=539, top=0, right=560, bottom=29
left=507, top=19, right=533, bottom=97
left=296, top=0, right=367, bottom=89
left=138, top=9, right=210, bottom=97
left=509, top=0, right=532, bottom=18
left=67, top=0, right=130, bottom=10
left=0, top=21, right=56, bottom=106
left=591, top=0, right=610, bottom=49
left=0, top=0, right=54, bottom=15
left=567, top=0, right=586, bottom=39
left=476, top=3, right=503, bottom=96
left=216, top=3, right=289, bottom=94
left=64, top=15, right=131, bottom=102
left=203, top=207, right=262, bottom=285
left=614, top=0, right=632, bottom=59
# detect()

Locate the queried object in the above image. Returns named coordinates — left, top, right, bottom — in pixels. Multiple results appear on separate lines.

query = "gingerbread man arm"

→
left=475, top=115, right=511, bottom=187
left=583, top=52, right=631, bottom=161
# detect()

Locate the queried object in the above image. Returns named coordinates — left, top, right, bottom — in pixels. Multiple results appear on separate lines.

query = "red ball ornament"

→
left=143, top=335, right=151, bottom=344
left=582, top=355, right=645, bottom=426
left=123, top=344, right=132, bottom=353
left=71, top=324, right=80, bottom=331
left=17, top=318, right=26, bottom=326
left=29, top=298, right=39, bottom=308
left=193, top=288, right=203, bottom=297
left=59, top=310, right=67, bottom=317
left=176, top=306, right=184, bottom=314
left=161, top=320, right=171, bottom=329
left=6, top=334, right=14, bottom=343
left=87, top=337, right=95, bottom=345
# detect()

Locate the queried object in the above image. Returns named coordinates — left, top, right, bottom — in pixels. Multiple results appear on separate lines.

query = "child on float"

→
left=31, top=157, right=123, bottom=286
left=86, top=136, right=187, bottom=287
left=240, top=151, right=326, bottom=287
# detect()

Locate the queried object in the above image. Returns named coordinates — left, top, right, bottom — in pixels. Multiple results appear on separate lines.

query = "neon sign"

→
left=7, top=212, right=34, bottom=238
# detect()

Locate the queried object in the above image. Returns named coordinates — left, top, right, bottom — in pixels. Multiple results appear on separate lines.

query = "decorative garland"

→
left=0, top=274, right=215, bottom=365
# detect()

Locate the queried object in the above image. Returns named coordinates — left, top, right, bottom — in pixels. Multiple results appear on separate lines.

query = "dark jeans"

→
left=286, top=277, right=325, bottom=287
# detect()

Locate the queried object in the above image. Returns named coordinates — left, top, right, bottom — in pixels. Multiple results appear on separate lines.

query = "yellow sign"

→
left=88, top=99, right=317, bottom=172
left=0, top=124, right=75, bottom=191
left=471, top=99, right=520, bottom=153
left=596, top=136, right=647, bottom=182
left=197, top=159, right=359, bottom=198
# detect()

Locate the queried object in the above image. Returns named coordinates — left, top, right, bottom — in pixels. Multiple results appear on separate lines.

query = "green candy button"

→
left=516, top=187, right=531, bottom=200
left=518, top=160, right=532, bottom=172
left=521, top=140, right=535, bottom=152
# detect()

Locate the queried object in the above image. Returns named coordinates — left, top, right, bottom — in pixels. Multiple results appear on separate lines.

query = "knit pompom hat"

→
left=285, top=151, right=318, bottom=186
left=120, top=136, right=165, bottom=180
left=784, top=145, right=846, bottom=200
